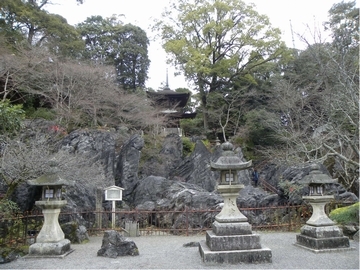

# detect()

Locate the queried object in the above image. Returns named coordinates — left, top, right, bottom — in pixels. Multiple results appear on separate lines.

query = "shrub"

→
left=27, top=108, right=56, bottom=120
left=182, top=137, right=195, bottom=157
left=0, top=100, right=25, bottom=134
left=0, top=199, right=21, bottom=219
left=329, top=202, right=359, bottom=225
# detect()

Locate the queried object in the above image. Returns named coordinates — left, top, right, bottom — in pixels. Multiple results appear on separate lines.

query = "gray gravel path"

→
left=1, top=232, right=359, bottom=269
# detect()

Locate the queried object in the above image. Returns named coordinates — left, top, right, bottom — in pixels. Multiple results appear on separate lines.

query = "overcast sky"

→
left=45, top=0, right=353, bottom=90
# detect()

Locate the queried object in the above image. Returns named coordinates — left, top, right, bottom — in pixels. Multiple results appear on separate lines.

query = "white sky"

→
left=45, top=0, right=354, bottom=90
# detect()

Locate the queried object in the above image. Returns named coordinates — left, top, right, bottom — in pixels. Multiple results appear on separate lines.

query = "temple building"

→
left=146, top=72, right=196, bottom=136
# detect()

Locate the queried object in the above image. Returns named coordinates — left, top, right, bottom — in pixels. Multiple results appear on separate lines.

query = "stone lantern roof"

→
left=210, top=141, right=252, bottom=171
left=299, top=163, right=338, bottom=185
left=28, top=173, right=69, bottom=186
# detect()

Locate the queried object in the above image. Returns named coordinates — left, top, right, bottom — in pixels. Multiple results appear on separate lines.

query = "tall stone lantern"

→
left=295, top=163, right=351, bottom=252
left=27, top=174, right=73, bottom=257
left=199, top=141, right=272, bottom=264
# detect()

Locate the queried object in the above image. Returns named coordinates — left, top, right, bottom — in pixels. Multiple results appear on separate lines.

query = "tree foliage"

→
left=77, top=16, right=150, bottom=90
left=0, top=0, right=84, bottom=57
left=0, top=99, right=25, bottom=134
left=154, top=0, right=286, bottom=132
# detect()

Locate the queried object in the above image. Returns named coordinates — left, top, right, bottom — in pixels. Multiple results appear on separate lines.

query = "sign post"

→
left=104, top=186, right=124, bottom=229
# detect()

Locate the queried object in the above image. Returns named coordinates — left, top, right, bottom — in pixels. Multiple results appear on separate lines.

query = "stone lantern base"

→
left=295, top=225, right=353, bottom=253
left=294, top=195, right=354, bottom=253
left=199, top=221, right=272, bottom=264
left=28, top=239, right=73, bottom=258
left=199, top=184, right=271, bottom=264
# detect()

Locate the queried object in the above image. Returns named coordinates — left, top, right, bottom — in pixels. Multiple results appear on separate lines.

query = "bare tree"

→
left=0, top=44, right=167, bottom=132
left=265, top=39, right=359, bottom=193
left=0, top=132, right=107, bottom=199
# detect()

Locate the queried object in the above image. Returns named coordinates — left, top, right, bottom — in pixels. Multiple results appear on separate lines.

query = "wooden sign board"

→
left=104, top=186, right=124, bottom=201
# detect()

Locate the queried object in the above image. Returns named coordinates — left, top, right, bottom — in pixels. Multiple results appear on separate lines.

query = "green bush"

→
left=0, top=199, right=21, bottom=219
left=329, top=202, right=359, bottom=225
left=27, top=108, right=56, bottom=120
left=182, top=137, right=195, bottom=157
left=0, top=100, right=25, bottom=134
left=180, top=117, right=204, bottom=137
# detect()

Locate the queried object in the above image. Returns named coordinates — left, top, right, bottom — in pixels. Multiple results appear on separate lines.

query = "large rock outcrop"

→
left=58, top=129, right=116, bottom=213
left=115, top=134, right=144, bottom=202
left=140, top=134, right=183, bottom=179
left=59, top=129, right=116, bottom=181
left=6, top=121, right=358, bottom=217
left=261, top=163, right=358, bottom=205
left=133, top=175, right=222, bottom=211
left=171, top=140, right=219, bottom=192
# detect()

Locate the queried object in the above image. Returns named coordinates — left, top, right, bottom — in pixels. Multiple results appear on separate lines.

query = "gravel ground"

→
left=1, top=232, right=359, bottom=269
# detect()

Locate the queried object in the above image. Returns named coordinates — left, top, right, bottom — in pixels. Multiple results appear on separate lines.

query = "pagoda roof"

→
left=146, top=90, right=190, bottom=108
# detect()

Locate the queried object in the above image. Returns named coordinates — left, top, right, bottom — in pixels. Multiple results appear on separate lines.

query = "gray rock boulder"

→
left=133, top=175, right=222, bottom=211
left=353, top=230, right=359, bottom=242
left=261, top=163, right=358, bottom=205
left=341, top=225, right=359, bottom=240
left=97, top=230, right=139, bottom=258
left=132, top=175, right=223, bottom=231
left=171, top=140, right=219, bottom=192
left=61, top=222, right=89, bottom=244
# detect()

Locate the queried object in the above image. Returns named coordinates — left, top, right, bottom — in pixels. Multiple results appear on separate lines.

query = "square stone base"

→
left=300, top=225, right=344, bottom=238
left=28, top=239, right=73, bottom=257
left=199, top=240, right=272, bottom=264
left=295, top=234, right=351, bottom=252
left=206, top=231, right=262, bottom=251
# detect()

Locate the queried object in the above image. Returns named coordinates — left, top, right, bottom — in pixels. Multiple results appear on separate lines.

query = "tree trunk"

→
left=198, top=77, right=208, bottom=131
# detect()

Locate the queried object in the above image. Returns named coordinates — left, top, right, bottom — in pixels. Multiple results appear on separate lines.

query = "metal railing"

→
left=259, top=178, right=279, bottom=194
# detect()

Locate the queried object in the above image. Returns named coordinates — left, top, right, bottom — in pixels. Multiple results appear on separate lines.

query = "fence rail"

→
left=0, top=201, right=353, bottom=247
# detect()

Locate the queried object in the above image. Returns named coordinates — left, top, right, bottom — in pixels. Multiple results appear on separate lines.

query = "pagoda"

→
left=146, top=70, right=196, bottom=136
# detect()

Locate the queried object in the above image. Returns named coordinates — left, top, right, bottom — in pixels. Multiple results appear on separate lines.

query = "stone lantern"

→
left=199, top=141, right=272, bottom=264
left=27, top=174, right=73, bottom=257
left=295, top=164, right=351, bottom=252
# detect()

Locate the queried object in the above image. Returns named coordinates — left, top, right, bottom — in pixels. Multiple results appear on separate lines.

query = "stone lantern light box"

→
left=211, top=141, right=249, bottom=186
left=28, top=174, right=67, bottom=201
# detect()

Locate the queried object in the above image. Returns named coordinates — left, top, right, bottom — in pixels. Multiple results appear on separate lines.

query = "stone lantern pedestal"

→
left=27, top=174, right=73, bottom=258
left=199, top=142, right=271, bottom=264
left=295, top=164, right=352, bottom=253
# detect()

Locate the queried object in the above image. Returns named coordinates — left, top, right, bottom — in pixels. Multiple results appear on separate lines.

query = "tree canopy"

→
left=76, top=16, right=150, bottom=90
left=0, top=0, right=84, bottom=57
left=154, top=0, right=287, bottom=131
